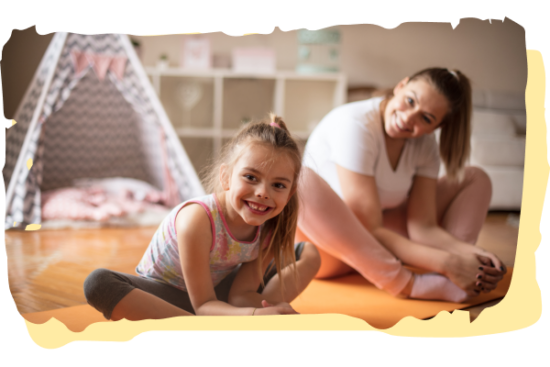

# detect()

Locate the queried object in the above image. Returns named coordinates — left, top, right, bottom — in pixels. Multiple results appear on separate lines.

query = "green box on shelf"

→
left=298, top=28, right=341, bottom=44
left=297, top=28, right=341, bottom=74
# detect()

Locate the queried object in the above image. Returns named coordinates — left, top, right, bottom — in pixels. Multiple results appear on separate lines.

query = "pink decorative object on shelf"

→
left=181, top=36, right=212, bottom=70
left=231, top=47, right=276, bottom=74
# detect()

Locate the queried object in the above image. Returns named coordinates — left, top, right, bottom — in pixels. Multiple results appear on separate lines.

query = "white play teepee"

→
left=3, top=33, right=205, bottom=229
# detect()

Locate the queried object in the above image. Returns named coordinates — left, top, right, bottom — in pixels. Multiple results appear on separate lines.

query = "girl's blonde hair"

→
left=408, top=67, right=473, bottom=182
left=203, top=113, right=301, bottom=292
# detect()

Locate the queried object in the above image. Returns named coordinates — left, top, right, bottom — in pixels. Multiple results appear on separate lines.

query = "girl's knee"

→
left=83, top=268, right=114, bottom=303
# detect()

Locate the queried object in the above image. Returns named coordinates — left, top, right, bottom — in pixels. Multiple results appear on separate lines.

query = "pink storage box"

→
left=231, top=47, right=276, bottom=74
left=180, top=36, right=212, bottom=70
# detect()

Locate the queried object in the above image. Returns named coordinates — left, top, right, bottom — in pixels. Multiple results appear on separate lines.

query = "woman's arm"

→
left=336, top=164, right=451, bottom=274
left=337, top=164, right=502, bottom=291
left=407, top=175, right=470, bottom=248
left=406, top=175, right=505, bottom=290
left=176, top=205, right=295, bottom=316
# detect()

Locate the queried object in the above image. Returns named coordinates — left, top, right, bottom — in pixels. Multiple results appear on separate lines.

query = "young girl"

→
left=84, top=115, right=320, bottom=320
left=297, top=68, right=506, bottom=302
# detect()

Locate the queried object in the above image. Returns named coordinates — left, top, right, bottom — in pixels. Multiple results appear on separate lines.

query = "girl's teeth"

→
left=249, top=202, right=268, bottom=211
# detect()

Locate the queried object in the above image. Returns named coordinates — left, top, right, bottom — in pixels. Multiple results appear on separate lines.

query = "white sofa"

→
left=468, top=90, right=526, bottom=211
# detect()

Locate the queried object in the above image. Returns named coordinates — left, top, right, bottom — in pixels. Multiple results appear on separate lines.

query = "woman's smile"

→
left=394, top=114, right=411, bottom=132
left=383, top=78, right=449, bottom=139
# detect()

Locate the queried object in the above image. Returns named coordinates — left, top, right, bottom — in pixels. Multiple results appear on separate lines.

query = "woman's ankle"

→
left=397, top=274, right=415, bottom=298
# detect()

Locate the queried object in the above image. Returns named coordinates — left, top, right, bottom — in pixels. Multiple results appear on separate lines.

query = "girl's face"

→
left=383, top=77, right=449, bottom=140
left=220, top=143, right=296, bottom=228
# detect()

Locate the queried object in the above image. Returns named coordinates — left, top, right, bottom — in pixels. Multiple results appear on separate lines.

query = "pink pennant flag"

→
left=109, top=57, right=127, bottom=80
left=71, top=51, right=90, bottom=76
left=87, top=53, right=113, bottom=81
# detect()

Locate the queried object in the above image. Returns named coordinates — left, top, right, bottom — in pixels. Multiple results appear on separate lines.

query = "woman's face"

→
left=383, top=77, right=449, bottom=140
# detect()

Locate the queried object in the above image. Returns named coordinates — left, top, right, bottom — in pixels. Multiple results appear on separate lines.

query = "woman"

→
left=297, top=67, right=506, bottom=302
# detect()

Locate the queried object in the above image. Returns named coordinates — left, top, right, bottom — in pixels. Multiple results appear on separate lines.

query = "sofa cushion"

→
left=471, top=135, right=525, bottom=166
left=471, top=110, right=517, bottom=136
left=511, top=113, right=527, bottom=135
left=481, top=166, right=524, bottom=210
left=472, top=90, right=525, bottom=110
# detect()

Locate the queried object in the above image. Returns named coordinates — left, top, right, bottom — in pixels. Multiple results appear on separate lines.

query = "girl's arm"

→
left=336, top=165, right=497, bottom=291
left=227, top=252, right=298, bottom=315
left=227, top=250, right=275, bottom=308
left=176, top=204, right=295, bottom=316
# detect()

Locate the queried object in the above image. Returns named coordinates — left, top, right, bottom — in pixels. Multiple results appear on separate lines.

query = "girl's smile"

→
left=244, top=200, right=273, bottom=214
left=219, top=143, right=296, bottom=239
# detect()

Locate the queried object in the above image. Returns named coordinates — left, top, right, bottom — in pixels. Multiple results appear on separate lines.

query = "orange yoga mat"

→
left=291, top=268, right=513, bottom=329
left=22, top=269, right=512, bottom=331
left=22, top=304, right=111, bottom=332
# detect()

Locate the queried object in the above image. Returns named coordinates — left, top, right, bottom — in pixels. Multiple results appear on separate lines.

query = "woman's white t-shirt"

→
left=302, top=97, right=441, bottom=210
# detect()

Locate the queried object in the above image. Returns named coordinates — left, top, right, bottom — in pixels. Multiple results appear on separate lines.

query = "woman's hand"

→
left=252, top=300, right=299, bottom=315
left=463, top=245, right=506, bottom=293
left=444, top=244, right=506, bottom=295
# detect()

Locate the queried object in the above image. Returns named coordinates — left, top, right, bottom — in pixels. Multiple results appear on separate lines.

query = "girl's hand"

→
left=252, top=300, right=299, bottom=315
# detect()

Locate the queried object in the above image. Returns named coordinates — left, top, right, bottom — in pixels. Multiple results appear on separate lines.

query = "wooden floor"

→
left=4, top=212, right=520, bottom=318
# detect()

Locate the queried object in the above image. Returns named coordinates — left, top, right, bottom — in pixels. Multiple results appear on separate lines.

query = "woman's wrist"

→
left=436, top=250, right=454, bottom=276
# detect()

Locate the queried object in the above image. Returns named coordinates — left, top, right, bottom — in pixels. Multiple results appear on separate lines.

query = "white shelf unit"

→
left=146, top=67, right=347, bottom=174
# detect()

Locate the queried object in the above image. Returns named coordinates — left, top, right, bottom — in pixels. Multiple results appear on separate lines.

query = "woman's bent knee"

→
left=301, top=242, right=321, bottom=274
left=466, top=166, right=492, bottom=193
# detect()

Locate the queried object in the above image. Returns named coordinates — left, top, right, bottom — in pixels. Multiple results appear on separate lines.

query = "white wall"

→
left=3, top=19, right=526, bottom=119
left=340, top=18, right=527, bottom=91
left=134, top=17, right=526, bottom=93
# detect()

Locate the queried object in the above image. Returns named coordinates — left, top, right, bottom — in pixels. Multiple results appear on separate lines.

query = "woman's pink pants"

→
left=296, top=166, right=492, bottom=295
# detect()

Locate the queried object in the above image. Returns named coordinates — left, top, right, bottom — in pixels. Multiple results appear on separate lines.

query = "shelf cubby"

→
left=146, top=67, right=347, bottom=175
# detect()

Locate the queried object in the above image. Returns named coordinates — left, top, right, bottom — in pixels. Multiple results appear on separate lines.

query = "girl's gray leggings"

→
left=83, top=242, right=305, bottom=319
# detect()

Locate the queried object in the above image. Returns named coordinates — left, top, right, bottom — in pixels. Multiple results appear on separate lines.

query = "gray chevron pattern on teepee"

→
left=40, top=71, right=150, bottom=191
left=41, top=33, right=127, bottom=124
left=4, top=33, right=204, bottom=229
left=107, top=43, right=195, bottom=200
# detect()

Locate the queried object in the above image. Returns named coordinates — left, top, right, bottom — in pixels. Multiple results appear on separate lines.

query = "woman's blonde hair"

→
left=203, top=113, right=301, bottom=293
left=408, top=67, right=473, bottom=182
